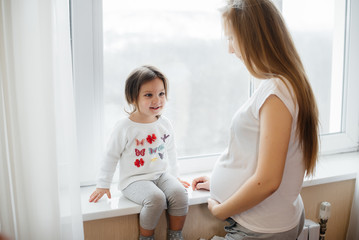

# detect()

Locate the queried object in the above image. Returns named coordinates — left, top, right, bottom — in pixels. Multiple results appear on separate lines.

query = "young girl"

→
left=192, top=0, right=319, bottom=239
left=89, top=65, right=189, bottom=240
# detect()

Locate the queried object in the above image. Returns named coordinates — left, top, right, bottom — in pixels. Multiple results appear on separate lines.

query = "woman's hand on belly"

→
left=208, top=198, right=227, bottom=220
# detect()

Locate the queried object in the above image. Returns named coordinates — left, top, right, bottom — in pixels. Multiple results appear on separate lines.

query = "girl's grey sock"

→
left=139, top=235, right=154, bottom=240
left=167, top=229, right=184, bottom=240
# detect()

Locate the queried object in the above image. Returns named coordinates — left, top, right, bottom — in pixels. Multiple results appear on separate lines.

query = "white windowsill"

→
left=81, top=151, right=359, bottom=221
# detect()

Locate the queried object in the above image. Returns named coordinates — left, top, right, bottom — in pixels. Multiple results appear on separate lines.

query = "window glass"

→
left=282, top=0, right=345, bottom=134
left=103, top=0, right=250, bottom=157
left=103, top=0, right=346, bottom=157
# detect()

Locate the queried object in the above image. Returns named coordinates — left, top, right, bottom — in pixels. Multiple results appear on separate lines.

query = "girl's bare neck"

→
left=129, top=112, right=158, bottom=124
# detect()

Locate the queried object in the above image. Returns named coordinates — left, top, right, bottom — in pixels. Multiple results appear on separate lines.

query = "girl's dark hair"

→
left=125, top=65, right=168, bottom=114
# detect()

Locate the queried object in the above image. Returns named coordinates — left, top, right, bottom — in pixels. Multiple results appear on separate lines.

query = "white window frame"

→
left=71, top=0, right=104, bottom=185
left=314, top=0, right=359, bottom=155
left=72, top=0, right=359, bottom=185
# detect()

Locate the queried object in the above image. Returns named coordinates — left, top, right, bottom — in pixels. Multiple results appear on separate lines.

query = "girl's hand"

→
left=89, top=188, right=111, bottom=203
left=208, top=198, right=226, bottom=220
left=178, top=178, right=191, bottom=188
left=192, top=176, right=210, bottom=191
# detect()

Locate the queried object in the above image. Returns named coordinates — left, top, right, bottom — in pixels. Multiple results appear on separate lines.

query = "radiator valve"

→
left=319, top=201, right=331, bottom=240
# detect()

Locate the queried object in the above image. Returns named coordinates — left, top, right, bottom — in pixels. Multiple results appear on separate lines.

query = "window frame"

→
left=71, top=0, right=104, bottom=185
left=72, top=0, right=359, bottom=185
left=320, top=0, right=359, bottom=155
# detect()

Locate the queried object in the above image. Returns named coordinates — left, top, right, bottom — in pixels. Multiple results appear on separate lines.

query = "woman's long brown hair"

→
left=222, top=0, right=319, bottom=176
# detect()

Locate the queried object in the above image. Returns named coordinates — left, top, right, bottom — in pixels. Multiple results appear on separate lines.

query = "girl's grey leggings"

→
left=122, top=172, right=189, bottom=230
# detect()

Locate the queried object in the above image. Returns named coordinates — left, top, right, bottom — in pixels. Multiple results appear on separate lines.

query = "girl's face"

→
left=134, top=77, right=166, bottom=122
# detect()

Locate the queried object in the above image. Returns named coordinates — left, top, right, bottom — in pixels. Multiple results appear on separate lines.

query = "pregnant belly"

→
left=210, top=165, right=252, bottom=203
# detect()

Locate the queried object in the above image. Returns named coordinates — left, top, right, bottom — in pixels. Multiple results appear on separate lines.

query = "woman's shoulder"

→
left=259, top=78, right=290, bottom=91
left=255, top=78, right=297, bottom=117
left=258, top=78, right=295, bottom=100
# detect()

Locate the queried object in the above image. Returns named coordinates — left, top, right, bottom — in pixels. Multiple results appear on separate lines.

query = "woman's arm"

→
left=209, top=95, right=293, bottom=220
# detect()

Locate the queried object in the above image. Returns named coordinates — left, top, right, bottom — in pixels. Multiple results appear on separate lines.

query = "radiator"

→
left=297, top=219, right=320, bottom=240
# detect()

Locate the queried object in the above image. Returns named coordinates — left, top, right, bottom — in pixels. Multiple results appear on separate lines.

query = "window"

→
left=72, top=0, right=359, bottom=184
left=280, top=0, right=359, bottom=154
left=283, top=0, right=344, bottom=134
left=102, top=0, right=250, bottom=158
